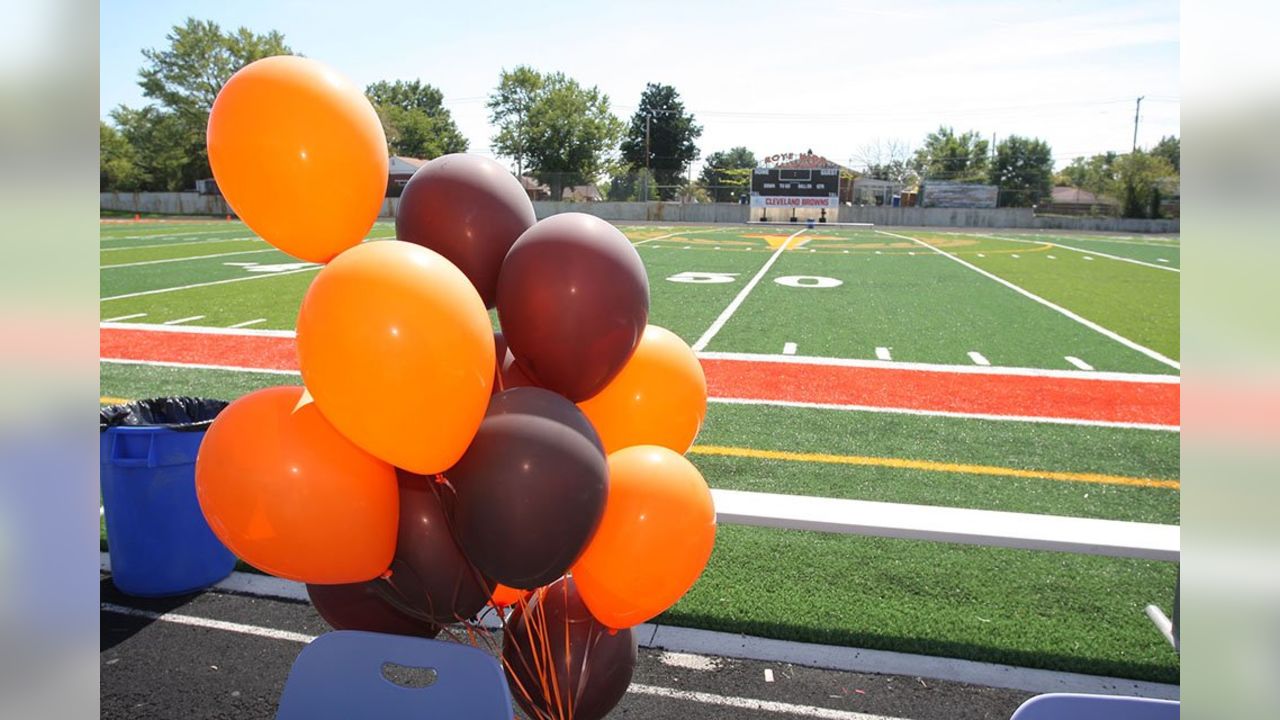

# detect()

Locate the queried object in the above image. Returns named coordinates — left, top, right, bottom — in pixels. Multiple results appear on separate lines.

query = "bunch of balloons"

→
left=195, top=56, right=716, bottom=720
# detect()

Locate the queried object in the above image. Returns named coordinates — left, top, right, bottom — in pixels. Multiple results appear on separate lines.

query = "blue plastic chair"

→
left=276, top=631, right=513, bottom=719
left=1011, top=693, right=1179, bottom=720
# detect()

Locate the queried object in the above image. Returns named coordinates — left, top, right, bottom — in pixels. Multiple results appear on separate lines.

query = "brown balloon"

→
left=306, top=581, right=440, bottom=638
left=495, top=213, right=650, bottom=401
left=503, top=576, right=636, bottom=720
left=396, top=153, right=537, bottom=308
left=449, top=388, right=607, bottom=589
left=378, top=471, right=495, bottom=624
left=492, top=331, right=537, bottom=393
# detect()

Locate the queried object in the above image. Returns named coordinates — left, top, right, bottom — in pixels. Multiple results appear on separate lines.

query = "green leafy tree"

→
left=366, top=80, right=468, bottom=159
left=109, top=18, right=292, bottom=190
left=1151, top=135, right=1180, bottom=173
left=487, top=66, right=546, bottom=177
left=912, top=126, right=990, bottom=182
left=1057, top=152, right=1119, bottom=199
left=988, top=135, right=1054, bottom=207
left=1113, top=151, right=1177, bottom=218
left=488, top=67, right=623, bottom=200
left=620, top=84, right=702, bottom=200
left=698, top=147, right=756, bottom=202
left=100, top=121, right=145, bottom=191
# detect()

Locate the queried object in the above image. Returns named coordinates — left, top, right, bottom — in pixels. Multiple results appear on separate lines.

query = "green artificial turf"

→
left=922, top=234, right=1180, bottom=361
left=704, top=234, right=1175, bottom=374
left=985, top=233, right=1180, bottom=268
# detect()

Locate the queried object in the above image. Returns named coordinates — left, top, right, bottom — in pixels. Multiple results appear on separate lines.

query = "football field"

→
left=99, top=218, right=1180, bottom=683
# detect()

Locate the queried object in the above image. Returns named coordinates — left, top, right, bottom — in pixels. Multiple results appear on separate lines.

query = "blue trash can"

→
left=100, top=397, right=236, bottom=596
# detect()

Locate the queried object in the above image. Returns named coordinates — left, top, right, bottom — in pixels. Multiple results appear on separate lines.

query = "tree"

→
left=912, top=126, right=989, bottom=182
left=988, top=135, right=1054, bottom=207
left=488, top=68, right=623, bottom=200
left=1151, top=135, right=1180, bottom=173
left=1112, top=151, right=1176, bottom=218
left=366, top=80, right=467, bottom=159
left=855, top=139, right=917, bottom=185
left=698, top=147, right=756, bottom=202
left=1057, top=152, right=1118, bottom=199
left=620, top=83, right=702, bottom=200
left=108, top=18, right=292, bottom=190
left=100, top=122, right=145, bottom=191
left=487, top=66, right=545, bottom=177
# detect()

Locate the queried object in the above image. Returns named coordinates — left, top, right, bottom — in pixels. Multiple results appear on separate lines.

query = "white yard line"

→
left=100, top=236, right=262, bottom=252
left=162, top=315, right=205, bottom=325
left=968, top=351, right=991, bottom=366
left=876, top=230, right=1181, bottom=371
left=229, top=318, right=268, bottom=328
left=101, top=321, right=295, bottom=337
left=1065, top=356, right=1095, bottom=371
left=101, top=603, right=316, bottom=644
left=782, top=342, right=798, bottom=355
left=100, top=266, right=319, bottom=302
left=875, top=347, right=892, bottom=361
left=102, top=313, right=147, bottom=322
left=708, top=397, right=1178, bottom=431
left=692, top=229, right=806, bottom=352
left=101, top=248, right=277, bottom=269
left=983, top=234, right=1179, bottom=273
left=632, top=230, right=692, bottom=246
left=100, top=228, right=246, bottom=242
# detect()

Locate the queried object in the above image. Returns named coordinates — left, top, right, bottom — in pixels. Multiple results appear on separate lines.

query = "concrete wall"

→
left=101, top=192, right=232, bottom=216
left=103, top=193, right=1179, bottom=234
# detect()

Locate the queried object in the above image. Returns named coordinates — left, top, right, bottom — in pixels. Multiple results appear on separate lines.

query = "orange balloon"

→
left=296, top=240, right=495, bottom=474
left=207, top=55, right=387, bottom=263
left=489, top=583, right=529, bottom=609
left=572, top=446, right=716, bottom=629
left=578, top=325, right=707, bottom=455
left=195, top=386, right=398, bottom=583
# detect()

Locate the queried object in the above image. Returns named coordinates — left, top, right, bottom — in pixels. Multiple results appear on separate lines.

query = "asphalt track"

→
left=101, top=578, right=1032, bottom=719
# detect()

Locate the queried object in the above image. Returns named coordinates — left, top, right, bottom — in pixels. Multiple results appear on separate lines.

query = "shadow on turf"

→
left=100, top=576, right=205, bottom=652
left=654, top=609, right=1179, bottom=686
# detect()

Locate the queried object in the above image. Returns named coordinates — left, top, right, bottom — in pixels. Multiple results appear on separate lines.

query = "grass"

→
left=98, top=220, right=1181, bottom=682
left=915, top=233, right=1180, bottom=361
left=100, top=361, right=1180, bottom=682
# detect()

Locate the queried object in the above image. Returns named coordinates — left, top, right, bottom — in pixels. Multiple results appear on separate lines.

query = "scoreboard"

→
left=749, top=167, right=840, bottom=208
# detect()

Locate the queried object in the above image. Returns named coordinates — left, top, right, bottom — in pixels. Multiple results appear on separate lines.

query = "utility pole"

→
left=1132, top=96, right=1144, bottom=152
left=644, top=113, right=651, bottom=203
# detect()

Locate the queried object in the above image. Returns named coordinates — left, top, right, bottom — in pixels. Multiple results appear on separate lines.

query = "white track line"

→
left=229, top=318, right=267, bottom=328
left=875, top=347, right=892, bottom=361
left=708, top=397, right=1178, bottom=431
left=101, top=266, right=319, bottom=302
left=692, top=229, right=806, bottom=352
left=101, top=603, right=316, bottom=644
left=983, top=235, right=1179, bottom=273
left=100, top=358, right=301, bottom=376
left=782, top=342, right=797, bottom=355
left=162, top=315, right=205, bottom=325
left=968, top=351, right=991, bottom=366
left=98, top=600, right=904, bottom=718
left=98, top=551, right=1179, bottom=701
left=697, top=350, right=1178, bottom=384
left=101, top=248, right=277, bottom=269
left=102, top=313, right=147, bottom=322
left=876, top=230, right=1181, bottom=371
left=628, top=684, right=897, bottom=719
left=100, top=321, right=295, bottom=337
left=1065, top=356, right=1095, bottom=371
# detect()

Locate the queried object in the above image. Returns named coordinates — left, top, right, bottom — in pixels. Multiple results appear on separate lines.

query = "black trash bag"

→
left=100, top=397, right=230, bottom=433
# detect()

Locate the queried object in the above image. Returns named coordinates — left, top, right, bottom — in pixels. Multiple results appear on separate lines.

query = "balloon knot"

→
left=380, top=569, right=393, bottom=580
left=433, top=473, right=448, bottom=485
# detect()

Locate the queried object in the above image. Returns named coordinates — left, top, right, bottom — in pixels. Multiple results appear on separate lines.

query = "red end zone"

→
left=101, top=326, right=1179, bottom=428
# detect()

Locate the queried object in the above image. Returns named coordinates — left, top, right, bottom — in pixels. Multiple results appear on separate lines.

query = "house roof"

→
left=775, top=151, right=856, bottom=174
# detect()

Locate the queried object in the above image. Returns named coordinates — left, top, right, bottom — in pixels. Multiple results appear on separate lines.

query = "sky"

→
left=100, top=0, right=1180, bottom=172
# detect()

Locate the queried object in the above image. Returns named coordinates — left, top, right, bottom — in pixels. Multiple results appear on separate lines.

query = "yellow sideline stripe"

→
left=100, top=396, right=130, bottom=405
left=688, top=445, right=1179, bottom=490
